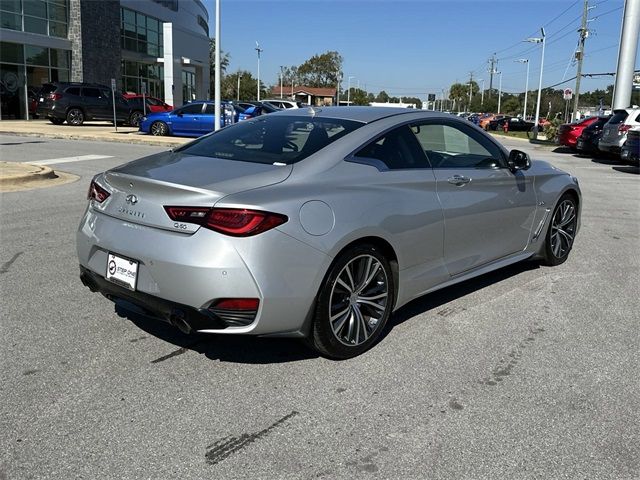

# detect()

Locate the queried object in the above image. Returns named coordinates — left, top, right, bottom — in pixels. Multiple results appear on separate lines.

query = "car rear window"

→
left=176, top=115, right=364, bottom=165
left=608, top=110, right=628, bottom=125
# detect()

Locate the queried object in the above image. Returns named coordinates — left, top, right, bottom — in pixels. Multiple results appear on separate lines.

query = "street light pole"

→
left=527, top=28, right=546, bottom=139
left=478, top=79, right=485, bottom=108
left=214, top=0, right=221, bottom=131
left=347, top=75, right=355, bottom=106
left=236, top=71, right=240, bottom=101
left=255, top=41, right=263, bottom=101
left=516, top=59, right=530, bottom=119
left=280, top=65, right=284, bottom=99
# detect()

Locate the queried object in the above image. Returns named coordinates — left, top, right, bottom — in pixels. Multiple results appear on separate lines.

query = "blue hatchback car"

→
left=139, top=101, right=243, bottom=137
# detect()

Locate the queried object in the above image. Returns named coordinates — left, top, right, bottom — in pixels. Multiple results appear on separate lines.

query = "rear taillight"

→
left=48, top=93, right=62, bottom=101
left=164, top=207, right=287, bottom=237
left=619, top=124, right=631, bottom=134
left=87, top=180, right=110, bottom=203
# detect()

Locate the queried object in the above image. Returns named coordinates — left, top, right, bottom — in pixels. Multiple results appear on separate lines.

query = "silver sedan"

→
left=77, top=107, right=581, bottom=359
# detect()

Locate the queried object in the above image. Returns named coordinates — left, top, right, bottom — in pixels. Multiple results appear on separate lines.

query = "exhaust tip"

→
left=169, top=309, right=192, bottom=334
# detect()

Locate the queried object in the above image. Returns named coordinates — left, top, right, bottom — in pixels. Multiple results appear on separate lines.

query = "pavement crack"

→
left=0, top=251, right=23, bottom=274
left=205, top=411, right=299, bottom=465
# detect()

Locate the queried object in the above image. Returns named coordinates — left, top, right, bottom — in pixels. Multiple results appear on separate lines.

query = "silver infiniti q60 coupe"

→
left=78, top=107, right=581, bottom=359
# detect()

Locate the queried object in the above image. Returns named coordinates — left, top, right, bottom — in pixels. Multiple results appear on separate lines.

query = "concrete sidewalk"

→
left=0, top=119, right=190, bottom=147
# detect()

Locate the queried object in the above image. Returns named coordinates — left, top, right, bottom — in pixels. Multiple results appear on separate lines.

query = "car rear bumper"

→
left=76, top=207, right=331, bottom=336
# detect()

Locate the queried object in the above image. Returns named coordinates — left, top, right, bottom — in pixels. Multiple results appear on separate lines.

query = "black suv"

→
left=36, top=82, right=136, bottom=126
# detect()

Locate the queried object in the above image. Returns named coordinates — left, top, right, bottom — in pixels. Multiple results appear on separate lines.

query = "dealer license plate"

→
left=106, top=253, right=138, bottom=291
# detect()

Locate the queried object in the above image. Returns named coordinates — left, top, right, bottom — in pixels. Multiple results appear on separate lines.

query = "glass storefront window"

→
left=121, top=59, right=164, bottom=100
left=49, top=48, right=68, bottom=68
left=25, top=44, right=48, bottom=65
left=121, top=7, right=163, bottom=58
left=23, top=16, right=47, bottom=34
left=1, top=12, right=21, bottom=30
left=0, top=1, right=22, bottom=13
left=23, top=0, right=47, bottom=18
left=1, top=41, right=70, bottom=119
left=0, top=42, right=24, bottom=63
left=0, top=0, right=69, bottom=36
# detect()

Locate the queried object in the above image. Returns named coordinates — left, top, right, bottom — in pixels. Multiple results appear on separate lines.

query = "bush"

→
left=543, top=118, right=562, bottom=142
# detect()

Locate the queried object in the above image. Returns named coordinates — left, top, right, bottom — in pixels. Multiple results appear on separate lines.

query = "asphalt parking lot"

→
left=1, top=134, right=638, bottom=479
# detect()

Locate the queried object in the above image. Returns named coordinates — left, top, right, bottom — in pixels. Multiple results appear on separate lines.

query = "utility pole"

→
left=214, top=0, right=221, bottom=131
left=468, top=71, right=474, bottom=108
left=488, top=54, right=497, bottom=98
left=573, top=0, right=593, bottom=121
left=613, top=0, right=640, bottom=109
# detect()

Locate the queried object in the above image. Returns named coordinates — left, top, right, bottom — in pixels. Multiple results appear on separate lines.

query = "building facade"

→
left=1, top=0, right=210, bottom=119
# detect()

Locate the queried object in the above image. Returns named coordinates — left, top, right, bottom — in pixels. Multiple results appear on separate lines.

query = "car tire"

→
left=129, top=111, right=143, bottom=127
left=66, top=108, right=84, bottom=126
left=542, top=194, right=578, bottom=266
left=310, top=244, right=395, bottom=359
left=49, top=118, right=64, bottom=125
left=150, top=121, right=168, bottom=136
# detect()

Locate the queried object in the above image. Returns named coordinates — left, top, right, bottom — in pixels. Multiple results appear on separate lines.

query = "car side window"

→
left=354, top=125, right=429, bottom=170
left=65, top=87, right=80, bottom=96
left=204, top=104, right=216, bottom=114
left=176, top=104, right=203, bottom=115
left=83, top=88, right=101, bottom=98
left=410, top=122, right=505, bottom=169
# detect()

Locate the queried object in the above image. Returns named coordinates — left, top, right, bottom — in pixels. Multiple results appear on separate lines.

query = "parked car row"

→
left=139, top=100, right=287, bottom=137
left=558, top=108, right=640, bottom=164
left=35, top=82, right=173, bottom=127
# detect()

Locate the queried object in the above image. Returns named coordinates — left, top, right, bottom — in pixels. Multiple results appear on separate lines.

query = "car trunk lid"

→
left=95, top=150, right=292, bottom=233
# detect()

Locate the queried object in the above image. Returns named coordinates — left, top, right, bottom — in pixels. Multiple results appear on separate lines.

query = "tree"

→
left=221, top=70, right=263, bottom=101
left=449, top=83, right=468, bottom=111
left=401, top=97, right=423, bottom=109
left=296, top=51, right=343, bottom=88
left=501, top=97, right=521, bottom=116
left=209, top=38, right=230, bottom=99
left=375, top=91, right=390, bottom=103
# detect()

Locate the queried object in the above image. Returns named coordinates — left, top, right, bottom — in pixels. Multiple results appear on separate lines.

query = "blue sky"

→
left=207, top=0, right=635, bottom=99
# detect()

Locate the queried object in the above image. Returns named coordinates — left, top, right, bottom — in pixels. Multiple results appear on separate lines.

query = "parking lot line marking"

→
left=28, top=154, right=114, bottom=165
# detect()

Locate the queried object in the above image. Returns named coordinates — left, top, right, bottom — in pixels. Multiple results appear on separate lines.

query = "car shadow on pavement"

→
left=612, top=165, right=639, bottom=175
left=383, top=261, right=541, bottom=340
left=115, top=302, right=318, bottom=364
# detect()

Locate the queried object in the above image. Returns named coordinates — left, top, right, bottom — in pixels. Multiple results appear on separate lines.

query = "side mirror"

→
left=507, top=149, right=531, bottom=172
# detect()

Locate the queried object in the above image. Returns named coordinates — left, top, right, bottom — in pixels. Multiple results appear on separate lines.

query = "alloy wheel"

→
left=328, top=254, right=389, bottom=346
left=151, top=121, right=166, bottom=136
left=550, top=199, right=576, bottom=259
left=67, top=109, right=83, bottom=125
left=130, top=111, right=143, bottom=127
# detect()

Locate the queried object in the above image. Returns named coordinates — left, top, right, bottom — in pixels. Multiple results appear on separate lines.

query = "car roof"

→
left=269, top=106, right=451, bottom=123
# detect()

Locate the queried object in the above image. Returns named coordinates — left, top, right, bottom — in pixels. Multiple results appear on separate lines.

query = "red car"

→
left=558, top=117, right=598, bottom=149
left=123, top=94, right=173, bottom=126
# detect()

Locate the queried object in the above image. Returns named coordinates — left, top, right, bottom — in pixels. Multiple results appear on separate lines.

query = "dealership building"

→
left=0, top=0, right=210, bottom=119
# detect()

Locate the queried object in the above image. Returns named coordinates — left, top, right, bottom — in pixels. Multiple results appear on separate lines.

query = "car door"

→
left=410, top=119, right=537, bottom=276
left=81, top=87, right=109, bottom=119
left=201, top=103, right=219, bottom=133
left=171, top=103, right=203, bottom=136
left=350, top=125, right=448, bottom=294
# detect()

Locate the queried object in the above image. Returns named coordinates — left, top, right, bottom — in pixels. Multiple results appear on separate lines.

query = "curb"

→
left=0, top=130, right=187, bottom=148
left=0, top=163, right=56, bottom=186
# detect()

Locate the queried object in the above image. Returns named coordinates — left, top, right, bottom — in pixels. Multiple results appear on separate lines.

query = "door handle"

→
left=447, top=174, right=471, bottom=186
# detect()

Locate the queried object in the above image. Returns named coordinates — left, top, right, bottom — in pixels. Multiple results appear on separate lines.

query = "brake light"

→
left=164, top=207, right=287, bottom=236
left=87, top=180, right=110, bottom=203
left=618, top=124, right=631, bottom=133
left=48, top=93, right=62, bottom=101
left=212, top=298, right=260, bottom=310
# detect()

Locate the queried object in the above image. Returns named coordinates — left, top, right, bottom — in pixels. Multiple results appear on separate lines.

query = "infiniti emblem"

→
left=125, top=194, right=138, bottom=205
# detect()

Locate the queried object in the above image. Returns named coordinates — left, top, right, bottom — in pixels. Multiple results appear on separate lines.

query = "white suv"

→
left=599, top=108, right=640, bottom=156
left=262, top=99, right=305, bottom=109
